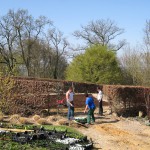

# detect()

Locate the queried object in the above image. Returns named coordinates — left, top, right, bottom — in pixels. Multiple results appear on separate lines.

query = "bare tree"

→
left=144, top=20, right=150, bottom=50
left=0, top=11, right=17, bottom=73
left=9, top=9, right=51, bottom=76
left=0, top=9, right=68, bottom=78
left=46, top=28, right=69, bottom=79
left=74, top=19, right=126, bottom=51
left=119, top=21, right=150, bottom=86
left=120, top=45, right=150, bottom=86
left=143, top=20, right=150, bottom=85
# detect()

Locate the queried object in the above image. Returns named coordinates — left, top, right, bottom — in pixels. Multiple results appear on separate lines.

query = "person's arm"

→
left=66, top=92, right=73, bottom=106
left=84, top=105, right=88, bottom=113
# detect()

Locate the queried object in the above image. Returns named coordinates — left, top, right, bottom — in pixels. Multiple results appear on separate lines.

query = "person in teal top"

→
left=84, top=93, right=96, bottom=124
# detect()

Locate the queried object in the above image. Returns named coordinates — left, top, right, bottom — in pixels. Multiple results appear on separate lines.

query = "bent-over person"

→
left=84, top=93, right=96, bottom=125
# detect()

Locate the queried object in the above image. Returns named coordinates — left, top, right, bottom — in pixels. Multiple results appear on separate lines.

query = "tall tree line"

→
left=68, top=19, right=150, bottom=86
left=0, top=9, right=68, bottom=79
left=0, top=9, right=149, bottom=86
left=119, top=20, right=150, bottom=86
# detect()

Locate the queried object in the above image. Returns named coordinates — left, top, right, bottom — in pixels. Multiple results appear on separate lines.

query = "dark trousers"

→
left=87, top=108, right=95, bottom=124
left=99, top=100, right=103, bottom=115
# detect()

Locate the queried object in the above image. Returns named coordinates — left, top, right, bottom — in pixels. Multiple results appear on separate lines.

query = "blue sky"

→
left=0, top=0, right=150, bottom=54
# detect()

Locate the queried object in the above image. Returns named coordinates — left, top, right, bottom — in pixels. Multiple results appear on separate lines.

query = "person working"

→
left=66, top=87, right=74, bottom=120
left=84, top=93, right=96, bottom=125
left=97, top=87, right=103, bottom=115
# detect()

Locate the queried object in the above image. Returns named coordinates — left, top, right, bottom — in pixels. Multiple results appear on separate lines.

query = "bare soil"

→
left=73, top=107, right=150, bottom=150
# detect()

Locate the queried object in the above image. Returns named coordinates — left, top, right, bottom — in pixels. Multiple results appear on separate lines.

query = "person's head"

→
left=68, top=87, right=73, bottom=92
left=97, top=86, right=102, bottom=91
left=84, top=93, right=92, bottom=98
left=84, top=93, right=89, bottom=97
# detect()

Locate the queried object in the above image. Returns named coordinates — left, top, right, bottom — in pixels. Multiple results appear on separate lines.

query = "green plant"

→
left=66, top=44, right=123, bottom=84
left=0, top=72, right=16, bottom=114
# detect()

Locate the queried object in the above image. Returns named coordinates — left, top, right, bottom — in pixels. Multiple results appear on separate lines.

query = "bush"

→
left=0, top=74, right=16, bottom=114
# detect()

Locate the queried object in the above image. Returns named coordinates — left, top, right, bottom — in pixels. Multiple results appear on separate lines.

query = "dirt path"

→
left=75, top=110, right=150, bottom=150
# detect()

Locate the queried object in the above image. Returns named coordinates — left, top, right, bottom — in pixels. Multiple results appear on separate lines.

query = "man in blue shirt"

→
left=84, top=93, right=96, bottom=124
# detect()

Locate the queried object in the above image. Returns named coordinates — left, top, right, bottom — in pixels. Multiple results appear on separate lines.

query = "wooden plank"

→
left=0, top=128, right=33, bottom=132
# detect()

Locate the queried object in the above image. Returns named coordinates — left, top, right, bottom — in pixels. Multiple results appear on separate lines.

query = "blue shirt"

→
left=85, top=96, right=95, bottom=109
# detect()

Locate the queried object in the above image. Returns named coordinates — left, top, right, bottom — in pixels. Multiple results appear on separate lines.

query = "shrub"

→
left=0, top=74, right=16, bottom=114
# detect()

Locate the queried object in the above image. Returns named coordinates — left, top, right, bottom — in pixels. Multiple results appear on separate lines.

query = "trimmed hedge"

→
left=7, top=77, right=99, bottom=116
left=0, top=76, right=149, bottom=119
left=103, top=85, right=150, bottom=118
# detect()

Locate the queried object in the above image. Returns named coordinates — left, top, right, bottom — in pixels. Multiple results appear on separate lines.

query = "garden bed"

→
left=0, top=124, right=93, bottom=150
